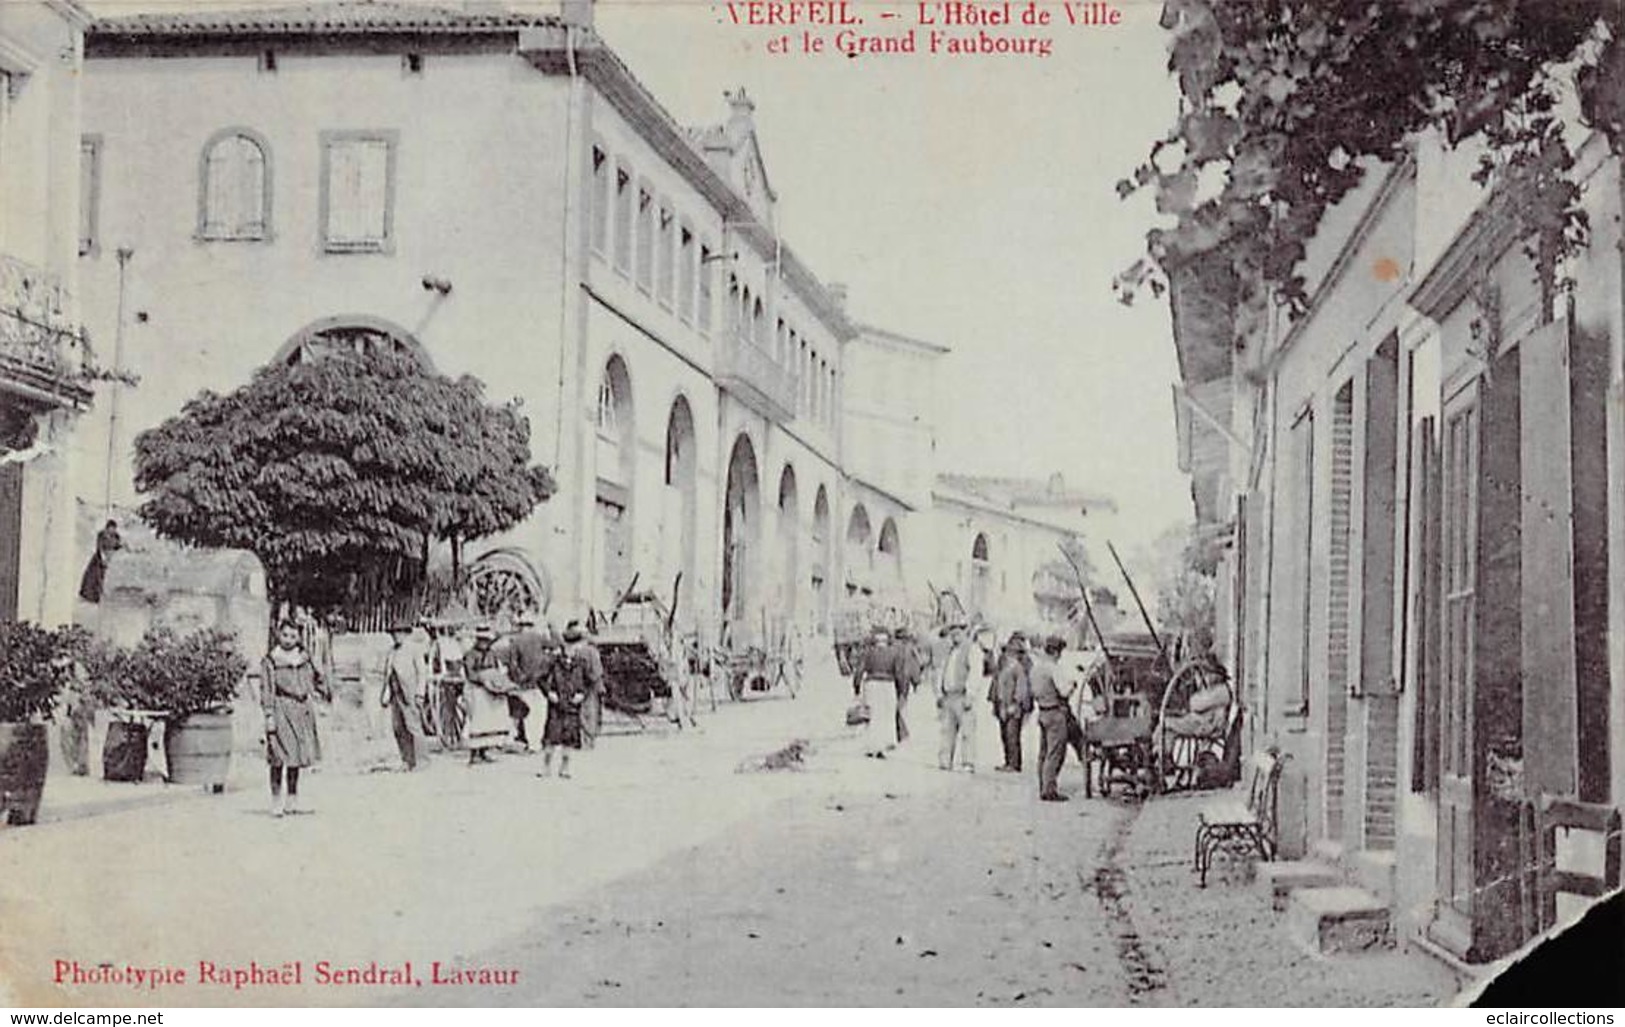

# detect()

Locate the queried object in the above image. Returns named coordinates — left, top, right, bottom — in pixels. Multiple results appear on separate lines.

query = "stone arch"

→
left=721, top=432, right=761, bottom=636
left=845, top=503, right=873, bottom=597
left=812, top=484, right=832, bottom=631
left=877, top=516, right=902, bottom=600
left=777, top=464, right=799, bottom=620
left=663, top=393, right=698, bottom=625
left=273, top=314, right=434, bottom=371
left=593, top=354, right=636, bottom=605
left=969, top=531, right=992, bottom=617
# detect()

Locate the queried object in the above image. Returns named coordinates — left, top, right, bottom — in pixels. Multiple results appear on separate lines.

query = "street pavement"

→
left=0, top=653, right=1458, bottom=1007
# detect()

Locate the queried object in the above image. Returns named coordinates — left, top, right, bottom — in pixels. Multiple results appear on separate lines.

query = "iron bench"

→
left=1193, top=747, right=1287, bottom=886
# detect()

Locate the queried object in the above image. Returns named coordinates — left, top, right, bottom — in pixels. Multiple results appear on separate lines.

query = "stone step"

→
left=1256, top=859, right=1345, bottom=911
left=1287, top=886, right=1393, bottom=955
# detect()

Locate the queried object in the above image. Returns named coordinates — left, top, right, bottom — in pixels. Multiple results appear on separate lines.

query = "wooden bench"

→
left=1193, top=748, right=1287, bottom=887
left=1530, top=795, right=1621, bottom=935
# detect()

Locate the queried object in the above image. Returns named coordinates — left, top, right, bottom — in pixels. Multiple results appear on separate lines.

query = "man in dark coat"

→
left=77, top=520, right=122, bottom=604
left=988, top=631, right=1032, bottom=772
left=504, top=612, right=554, bottom=752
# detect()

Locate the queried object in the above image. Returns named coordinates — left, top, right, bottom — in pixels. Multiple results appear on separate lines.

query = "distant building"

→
left=0, top=0, right=95, bottom=626
left=77, top=1, right=856, bottom=643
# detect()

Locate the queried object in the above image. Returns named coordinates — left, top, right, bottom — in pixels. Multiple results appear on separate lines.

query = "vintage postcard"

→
left=0, top=0, right=1621, bottom=1009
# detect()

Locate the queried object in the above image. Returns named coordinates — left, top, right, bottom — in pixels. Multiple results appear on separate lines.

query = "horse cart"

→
left=715, top=616, right=801, bottom=702
left=594, top=584, right=683, bottom=729
left=1076, top=633, right=1240, bottom=798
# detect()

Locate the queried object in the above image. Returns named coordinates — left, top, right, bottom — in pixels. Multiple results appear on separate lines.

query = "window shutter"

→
left=236, top=140, right=266, bottom=236
left=326, top=139, right=388, bottom=247
left=1412, top=415, right=1441, bottom=793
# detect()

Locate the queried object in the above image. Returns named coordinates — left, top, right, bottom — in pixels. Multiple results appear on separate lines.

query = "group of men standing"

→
left=378, top=614, right=605, bottom=779
left=852, top=622, right=1084, bottom=801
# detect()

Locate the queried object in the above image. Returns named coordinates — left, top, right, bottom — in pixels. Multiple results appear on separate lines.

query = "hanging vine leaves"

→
left=133, top=351, right=555, bottom=609
left=1120, top=0, right=1623, bottom=330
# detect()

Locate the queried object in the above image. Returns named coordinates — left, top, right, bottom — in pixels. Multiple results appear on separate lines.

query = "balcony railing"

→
left=0, top=254, right=88, bottom=407
left=715, top=329, right=797, bottom=424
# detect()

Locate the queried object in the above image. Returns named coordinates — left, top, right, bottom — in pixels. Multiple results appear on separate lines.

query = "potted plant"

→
left=117, top=627, right=247, bottom=792
left=0, top=622, right=79, bottom=825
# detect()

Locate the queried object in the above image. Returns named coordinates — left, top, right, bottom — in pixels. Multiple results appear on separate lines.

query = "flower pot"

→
left=102, top=720, right=150, bottom=783
left=164, top=711, right=233, bottom=792
left=0, top=722, right=49, bottom=826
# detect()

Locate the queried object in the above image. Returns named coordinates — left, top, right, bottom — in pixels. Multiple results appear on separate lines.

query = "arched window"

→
left=972, top=533, right=990, bottom=562
left=596, top=375, right=618, bottom=436
left=199, top=129, right=270, bottom=241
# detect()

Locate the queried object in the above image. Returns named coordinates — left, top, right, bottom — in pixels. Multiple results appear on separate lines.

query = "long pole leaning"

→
left=1056, top=541, right=1112, bottom=663
left=1107, top=540, right=1169, bottom=667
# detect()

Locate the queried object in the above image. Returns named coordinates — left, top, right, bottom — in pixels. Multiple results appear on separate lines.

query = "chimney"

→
left=828, top=282, right=849, bottom=310
left=726, top=86, right=756, bottom=119
left=559, top=0, right=594, bottom=29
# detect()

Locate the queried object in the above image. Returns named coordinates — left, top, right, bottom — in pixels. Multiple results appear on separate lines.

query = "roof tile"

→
left=92, top=1, right=556, bottom=37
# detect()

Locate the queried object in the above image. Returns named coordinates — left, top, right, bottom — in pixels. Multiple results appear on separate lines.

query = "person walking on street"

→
left=989, top=631, right=1032, bottom=772
left=379, top=623, right=430, bottom=771
left=1031, top=634, right=1076, bottom=802
left=261, top=620, right=329, bottom=817
left=504, top=612, right=553, bottom=752
left=540, top=624, right=593, bottom=778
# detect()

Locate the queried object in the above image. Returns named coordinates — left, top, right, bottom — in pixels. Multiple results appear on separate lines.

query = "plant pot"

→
left=164, top=711, right=233, bottom=792
left=0, top=722, right=49, bottom=826
left=102, top=720, right=150, bottom=782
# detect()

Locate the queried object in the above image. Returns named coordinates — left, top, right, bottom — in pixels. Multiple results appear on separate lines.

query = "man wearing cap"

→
left=380, top=622, right=430, bottom=771
left=504, top=612, right=553, bottom=753
left=1031, top=634, right=1076, bottom=801
left=462, top=624, right=513, bottom=765
left=988, top=631, right=1032, bottom=772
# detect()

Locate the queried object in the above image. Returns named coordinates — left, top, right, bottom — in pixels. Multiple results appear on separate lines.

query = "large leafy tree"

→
left=1118, top=0, right=1624, bottom=322
left=133, top=351, right=555, bottom=609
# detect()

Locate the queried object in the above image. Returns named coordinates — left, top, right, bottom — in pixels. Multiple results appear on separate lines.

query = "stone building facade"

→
left=0, top=0, right=94, bottom=628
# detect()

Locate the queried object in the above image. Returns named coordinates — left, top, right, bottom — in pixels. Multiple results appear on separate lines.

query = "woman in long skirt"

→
left=261, top=621, right=328, bottom=817
left=461, top=625, right=513, bottom=764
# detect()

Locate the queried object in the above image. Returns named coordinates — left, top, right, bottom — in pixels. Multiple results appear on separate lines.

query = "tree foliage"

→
left=1151, top=522, right=1219, bottom=655
left=1118, top=0, right=1622, bottom=320
left=133, top=351, right=555, bottom=607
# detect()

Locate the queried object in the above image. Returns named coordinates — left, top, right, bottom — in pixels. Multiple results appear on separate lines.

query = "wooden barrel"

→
left=0, top=723, right=49, bottom=826
left=164, top=712, right=234, bottom=791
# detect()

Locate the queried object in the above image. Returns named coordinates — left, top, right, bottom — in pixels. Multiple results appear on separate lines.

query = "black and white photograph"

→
left=0, top=0, right=1622, bottom=1009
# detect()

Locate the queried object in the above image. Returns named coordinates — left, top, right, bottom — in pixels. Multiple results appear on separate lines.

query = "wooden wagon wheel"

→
left=1157, top=660, right=1232, bottom=790
left=460, top=549, right=550, bottom=624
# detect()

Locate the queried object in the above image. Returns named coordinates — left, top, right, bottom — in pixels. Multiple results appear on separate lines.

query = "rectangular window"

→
left=808, top=348, right=819, bottom=419
left=697, top=239, right=714, bottom=334
left=321, top=131, right=396, bottom=253
left=678, top=223, right=695, bottom=324
left=590, top=146, right=609, bottom=257
left=79, top=135, right=102, bottom=257
left=656, top=204, right=675, bottom=307
left=613, top=164, right=632, bottom=273
left=827, top=365, right=837, bottom=424
left=634, top=186, right=654, bottom=292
